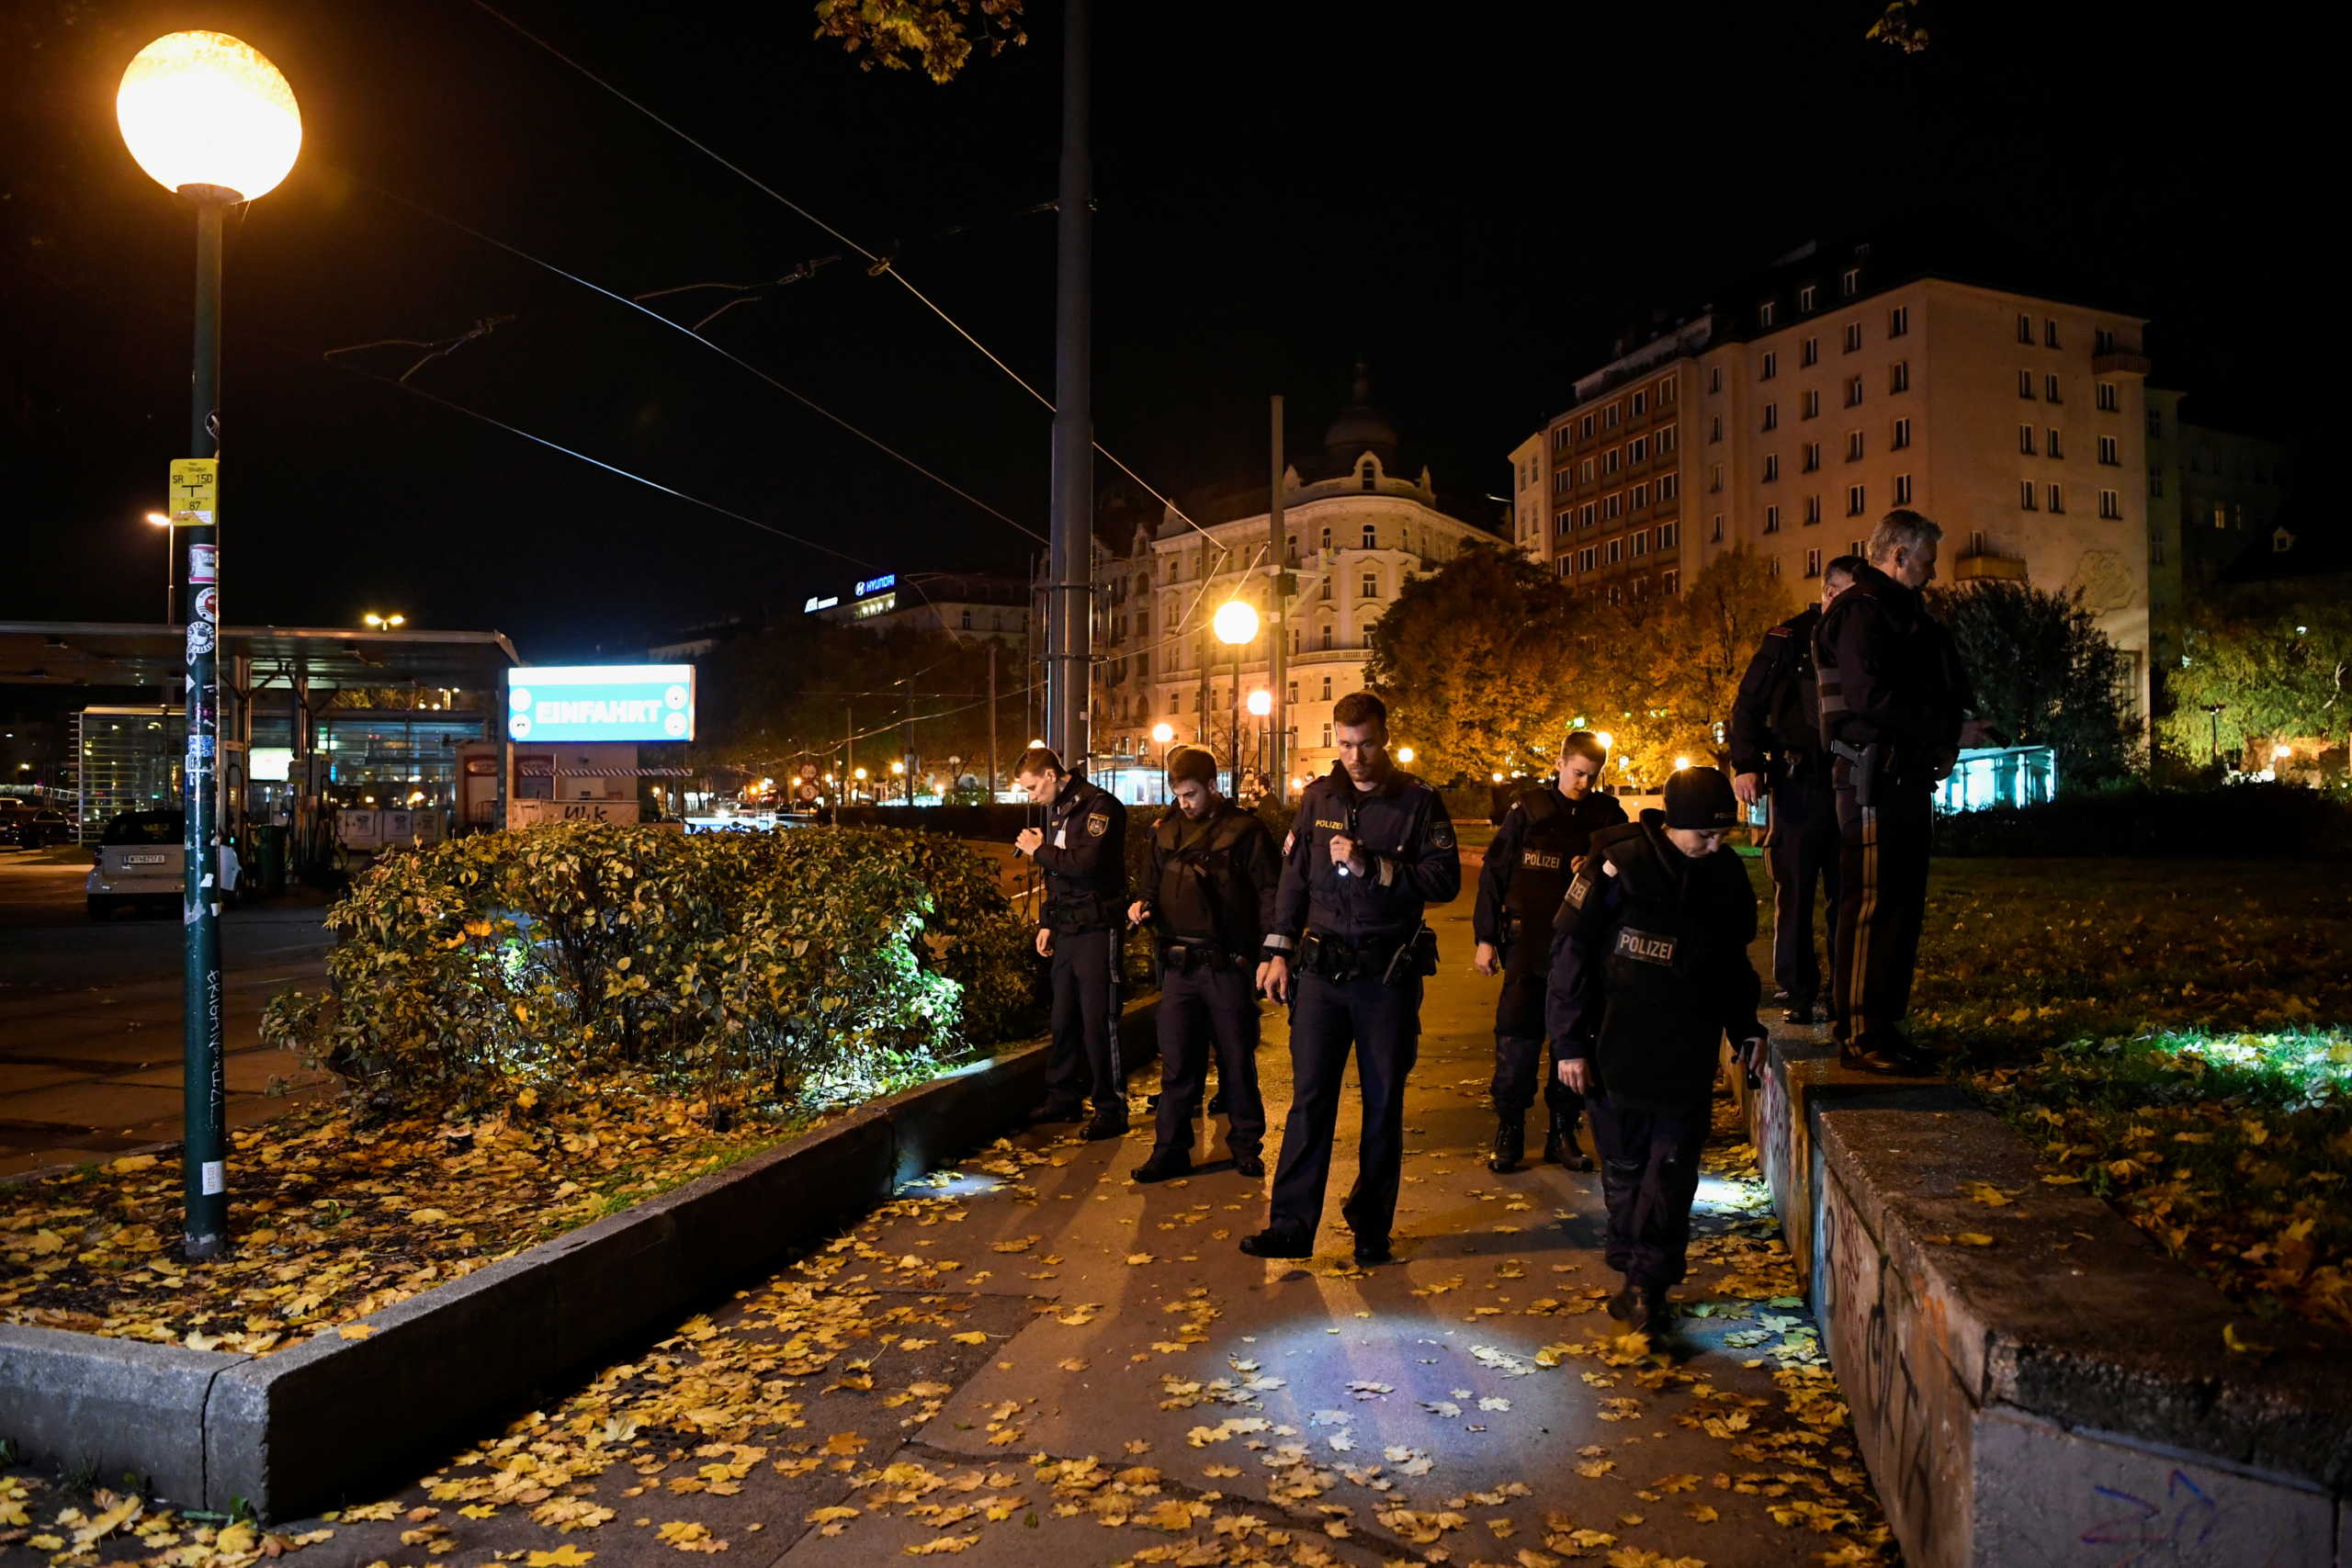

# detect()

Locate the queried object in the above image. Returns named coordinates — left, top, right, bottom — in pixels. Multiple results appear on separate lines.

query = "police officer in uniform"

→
left=1729, top=555, right=1860, bottom=1025
left=1549, top=767, right=1767, bottom=1336
left=1472, top=730, right=1625, bottom=1173
left=1127, top=746, right=1278, bottom=1182
left=1815, top=511, right=1982, bottom=1075
left=1244, top=692, right=1461, bottom=1266
left=1013, top=746, right=1130, bottom=1136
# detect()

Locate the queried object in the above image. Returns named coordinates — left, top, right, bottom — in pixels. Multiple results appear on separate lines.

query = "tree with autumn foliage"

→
left=812, top=0, right=1027, bottom=82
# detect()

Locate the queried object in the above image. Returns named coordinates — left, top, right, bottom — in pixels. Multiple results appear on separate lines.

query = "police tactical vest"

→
left=1502, top=788, right=1579, bottom=925
left=1767, top=607, right=1825, bottom=758
left=1042, top=779, right=1125, bottom=931
left=1589, top=821, right=1747, bottom=1107
left=1152, top=805, right=1263, bottom=952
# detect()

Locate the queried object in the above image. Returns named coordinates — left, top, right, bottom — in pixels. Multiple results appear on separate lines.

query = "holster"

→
left=1830, top=739, right=1882, bottom=807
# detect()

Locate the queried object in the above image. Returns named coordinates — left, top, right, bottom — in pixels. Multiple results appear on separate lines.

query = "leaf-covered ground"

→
left=1906, top=858, right=2352, bottom=1327
left=0, top=1086, right=832, bottom=1352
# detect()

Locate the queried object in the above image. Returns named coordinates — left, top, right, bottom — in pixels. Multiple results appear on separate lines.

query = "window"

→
left=1763, top=454, right=1781, bottom=482
left=1802, top=336, right=1819, bottom=367
left=1136, top=609, right=1150, bottom=636
left=1758, top=301, right=1777, bottom=329
left=1554, top=509, right=1570, bottom=536
left=1768, top=556, right=1782, bottom=579
left=1709, top=463, right=1724, bottom=493
left=1320, top=676, right=1333, bottom=699
left=1557, top=557, right=1573, bottom=578
left=2149, top=466, right=2165, bottom=500
left=1605, top=448, right=1622, bottom=474
left=1553, top=469, right=1570, bottom=495
left=2018, top=369, right=2036, bottom=400
left=1843, top=321, right=1862, bottom=353
left=1606, top=404, right=1621, bottom=427
left=1581, top=413, right=1596, bottom=438
left=2044, top=319, right=2060, bottom=348
left=1710, top=513, right=1725, bottom=543
left=1579, top=547, right=1597, bottom=571
left=1889, top=360, right=1910, bottom=393
left=1356, top=570, right=1377, bottom=600
left=1319, top=525, right=1331, bottom=550
left=1362, top=523, right=1377, bottom=549
left=2047, top=427, right=2064, bottom=459
left=1606, top=537, right=1623, bottom=565
left=1286, top=681, right=1297, bottom=704
left=1662, top=568, right=1679, bottom=595
left=1804, top=494, right=1822, bottom=525
left=2098, top=489, right=2122, bottom=520
left=1761, top=402, right=1779, bottom=432
left=1803, top=442, right=1821, bottom=473
left=1630, top=435, right=1649, bottom=463
left=1894, top=473, right=1913, bottom=504
left=1361, top=461, right=1376, bottom=491
left=1802, top=389, right=1821, bottom=420
left=1844, top=376, right=1864, bottom=408
left=1804, top=547, right=1823, bottom=578
left=1658, top=472, right=1679, bottom=501
left=2019, top=479, right=2038, bottom=511
left=1582, top=502, right=1597, bottom=528
left=1708, top=366, right=1724, bottom=395
left=2018, top=423, right=2037, bottom=456
left=1760, top=351, right=1778, bottom=381
left=1846, top=483, right=1867, bottom=516
left=1659, top=521, right=1679, bottom=547
left=2047, top=483, right=2064, bottom=513
left=2097, top=381, right=2120, bottom=412
left=1764, top=504, right=1781, bottom=534
left=2095, top=327, right=2116, bottom=355
left=1892, top=416, right=1911, bottom=450
left=1321, top=723, right=1333, bottom=748
left=1631, top=531, right=1648, bottom=558
left=2098, top=434, right=2119, bottom=466
left=2018, top=312, right=2035, bottom=344
left=1319, top=625, right=1335, bottom=649
left=2045, top=373, right=2063, bottom=403
left=1888, top=304, right=1909, bottom=337
left=1659, top=378, right=1677, bottom=403
left=1839, top=267, right=1860, bottom=297
left=1846, top=430, right=1864, bottom=461
left=1631, top=389, right=1647, bottom=415
left=1798, top=284, right=1817, bottom=312
left=1553, top=425, right=1570, bottom=451
left=1657, top=424, right=1677, bottom=453
left=959, top=608, right=972, bottom=629
left=1319, top=576, right=1332, bottom=600
left=1631, top=481, right=1650, bottom=508
left=1582, top=457, right=1596, bottom=481
left=1709, top=414, right=1724, bottom=443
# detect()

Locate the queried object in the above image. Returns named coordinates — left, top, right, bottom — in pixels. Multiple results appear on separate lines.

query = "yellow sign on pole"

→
left=168, top=457, right=219, bottom=525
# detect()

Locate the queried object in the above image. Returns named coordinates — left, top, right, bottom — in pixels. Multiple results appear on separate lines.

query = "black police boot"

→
left=1238, top=1225, right=1313, bottom=1258
left=1351, top=1234, right=1395, bottom=1267
left=1625, top=1283, right=1670, bottom=1337
left=1025, top=1100, right=1085, bottom=1124
left=1207, top=1084, right=1227, bottom=1115
left=1839, top=1034, right=1933, bottom=1077
left=1488, top=1113, right=1525, bottom=1173
left=1606, top=1278, right=1641, bottom=1322
left=1230, top=1149, right=1265, bottom=1179
left=1082, top=1105, right=1130, bottom=1141
left=1131, top=1149, right=1192, bottom=1183
left=1783, top=998, right=1819, bottom=1025
left=1544, top=1111, right=1595, bottom=1172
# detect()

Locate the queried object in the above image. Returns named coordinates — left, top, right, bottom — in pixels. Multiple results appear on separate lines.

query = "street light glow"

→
left=1675, top=755, right=1691, bottom=771
left=854, top=767, right=868, bottom=780
left=1151, top=722, right=1175, bottom=744
left=362, top=612, right=407, bottom=629
left=118, top=32, right=302, bottom=202
left=890, top=760, right=906, bottom=774
left=1396, top=746, right=1415, bottom=764
left=146, top=512, right=171, bottom=526
left=1246, top=688, right=1272, bottom=716
left=1594, top=730, right=1615, bottom=752
left=1212, top=599, right=1260, bottom=646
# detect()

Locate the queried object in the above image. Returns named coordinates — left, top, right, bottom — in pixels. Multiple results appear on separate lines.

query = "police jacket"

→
left=1472, top=784, right=1628, bottom=958
left=1136, top=799, right=1281, bottom=955
left=1728, top=605, right=1826, bottom=779
left=1031, top=773, right=1127, bottom=932
left=1546, top=811, right=1765, bottom=1112
left=1815, top=564, right=1974, bottom=782
left=1265, top=761, right=1460, bottom=957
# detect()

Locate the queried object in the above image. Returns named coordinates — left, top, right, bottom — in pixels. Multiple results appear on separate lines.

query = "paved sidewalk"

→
left=0, top=852, right=1888, bottom=1566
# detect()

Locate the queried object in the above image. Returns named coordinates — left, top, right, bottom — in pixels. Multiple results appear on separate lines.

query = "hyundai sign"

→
left=506, top=665, right=695, bottom=742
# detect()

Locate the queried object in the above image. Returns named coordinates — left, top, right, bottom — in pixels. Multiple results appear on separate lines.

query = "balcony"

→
left=1951, top=550, right=2027, bottom=582
left=2091, top=349, right=2153, bottom=377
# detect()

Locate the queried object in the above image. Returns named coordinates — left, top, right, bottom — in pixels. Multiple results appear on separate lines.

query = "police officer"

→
left=1127, top=746, right=1278, bottom=1183
left=1729, top=555, right=1860, bottom=1026
left=1549, top=767, right=1767, bottom=1337
left=1472, top=730, right=1625, bottom=1173
left=1815, top=511, right=1984, bottom=1075
left=1244, top=692, right=1461, bottom=1266
left=1013, top=746, right=1130, bottom=1136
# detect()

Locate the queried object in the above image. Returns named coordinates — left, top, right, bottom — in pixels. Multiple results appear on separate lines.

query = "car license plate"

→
left=123, top=853, right=170, bottom=865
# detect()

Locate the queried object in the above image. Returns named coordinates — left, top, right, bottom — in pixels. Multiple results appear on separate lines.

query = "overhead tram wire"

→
left=365, top=184, right=1046, bottom=545
left=458, top=0, right=1222, bottom=545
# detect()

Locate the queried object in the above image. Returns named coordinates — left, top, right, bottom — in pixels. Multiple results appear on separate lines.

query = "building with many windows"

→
left=1516, top=229, right=2165, bottom=717
left=1506, top=430, right=1547, bottom=559
left=808, top=571, right=1029, bottom=649
left=1091, top=369, right=1501, bottom=793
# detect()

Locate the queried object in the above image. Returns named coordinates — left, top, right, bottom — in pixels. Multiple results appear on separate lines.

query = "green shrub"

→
left=1931, top=783, right=2352, bottom=858
left=263, top=822, right=1039, bottom=1116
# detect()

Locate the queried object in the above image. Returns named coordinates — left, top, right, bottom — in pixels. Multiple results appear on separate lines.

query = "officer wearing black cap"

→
left=1013, top=745, right=1130, bottom=1138
left=1548, top=766, right=1767, bottom=1337
left=1472, top=729, right=1625, bottom=1173
left=1815, top=511, right=1984, bottom=1075
left=1729, top=555, right=1861, bottom=1025
left=1243, top=691, right=1461, bottom=1267
left=1127, top=746, right=1278, bottom=1183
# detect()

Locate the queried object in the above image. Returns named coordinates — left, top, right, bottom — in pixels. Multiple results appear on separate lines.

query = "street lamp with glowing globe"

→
left=1213, top=602, right=1258, bottom=792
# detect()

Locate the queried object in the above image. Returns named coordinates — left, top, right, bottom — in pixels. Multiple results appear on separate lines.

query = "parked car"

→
left=0, top=798, right=73, bottom=850
left=87, top=810, right=186, bottom=918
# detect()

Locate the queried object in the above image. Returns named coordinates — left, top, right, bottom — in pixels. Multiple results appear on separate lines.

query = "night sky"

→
left=3, top=0, right=2309, bottom=664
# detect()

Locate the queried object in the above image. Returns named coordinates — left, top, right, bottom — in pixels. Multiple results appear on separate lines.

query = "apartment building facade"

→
left=1522, top=235, right=2163, bottom=717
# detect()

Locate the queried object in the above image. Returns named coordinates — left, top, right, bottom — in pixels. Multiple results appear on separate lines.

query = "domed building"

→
left=1086, top=366, right=1503, bottom=801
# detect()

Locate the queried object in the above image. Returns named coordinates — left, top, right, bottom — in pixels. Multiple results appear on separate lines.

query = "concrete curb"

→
left=1735, top=1025, right=2352, bottom=1568
left=0, top=997, right=1158, bottom=1519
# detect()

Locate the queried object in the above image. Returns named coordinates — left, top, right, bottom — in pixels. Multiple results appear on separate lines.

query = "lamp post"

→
left=119, top=29, right=300, bottom=1261
left=2203, top=704, right=2225, bottom=765
left=1245, top=688, right=1272, bottom=797
left=1213, top=600, right=1257, bottom=796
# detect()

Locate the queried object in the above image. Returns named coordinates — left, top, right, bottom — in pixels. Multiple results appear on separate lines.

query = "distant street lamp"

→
left=118, top=28, right=301, bottom=1261
left=1214, top=601, right=1258, bottom=793
left=1395, top=746, right=1415, bottom=765
left=363, top=612, right=407, bottom=629
left=2203, top=703, right=2225, bottom=764
left=1594, top=730, right=1616, bottom=754
left=145, top=512, right=179, bottom=624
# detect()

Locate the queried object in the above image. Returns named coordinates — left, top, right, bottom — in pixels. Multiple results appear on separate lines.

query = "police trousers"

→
left=1767, top=770, right=1841, bottom=1010
left=1269, top=971, right=1420, bottom=1241
left=1832, top=782, right=1933, bottom=1049
left=1150, top=962, right=1267, bottom=1160
left=1489, top=964, right=1581, bottom=1116
left=1044, top=928, right=1123, bottom=1114
left=1587, top=1089, right=1711, bottom=1289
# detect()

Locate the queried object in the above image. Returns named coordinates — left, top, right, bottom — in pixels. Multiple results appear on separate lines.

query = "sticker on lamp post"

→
left=188, top=541, right=218, bottom=584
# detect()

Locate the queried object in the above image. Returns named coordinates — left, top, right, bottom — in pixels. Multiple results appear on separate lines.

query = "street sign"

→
left=168, top=457, right=219, bottom=525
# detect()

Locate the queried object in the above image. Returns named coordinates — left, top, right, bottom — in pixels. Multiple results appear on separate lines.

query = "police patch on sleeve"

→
left=1429, top=819, right=1454, bottom=851
left=1086, top=811, right=1109, bottom=838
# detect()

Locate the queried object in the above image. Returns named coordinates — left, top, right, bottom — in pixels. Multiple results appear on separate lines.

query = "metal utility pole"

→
left=182, top=194, right=228, bottom=1259
left=1267, top=395, right=1287, bottom=796
left=901, top=684, right=913, bottom=805
left=1042, top=0, right=1093, bottom=770
left=987, top=640, right=1000, bottom=797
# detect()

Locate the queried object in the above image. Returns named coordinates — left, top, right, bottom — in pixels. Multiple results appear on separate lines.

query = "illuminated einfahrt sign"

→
left=506, top=665, right=695, bottom=742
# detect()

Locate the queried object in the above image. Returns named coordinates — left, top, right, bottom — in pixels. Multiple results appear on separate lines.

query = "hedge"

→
left=262, top=821, right=1039, bottom=1115
left=1931, top=783, right=2352, bottom=858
